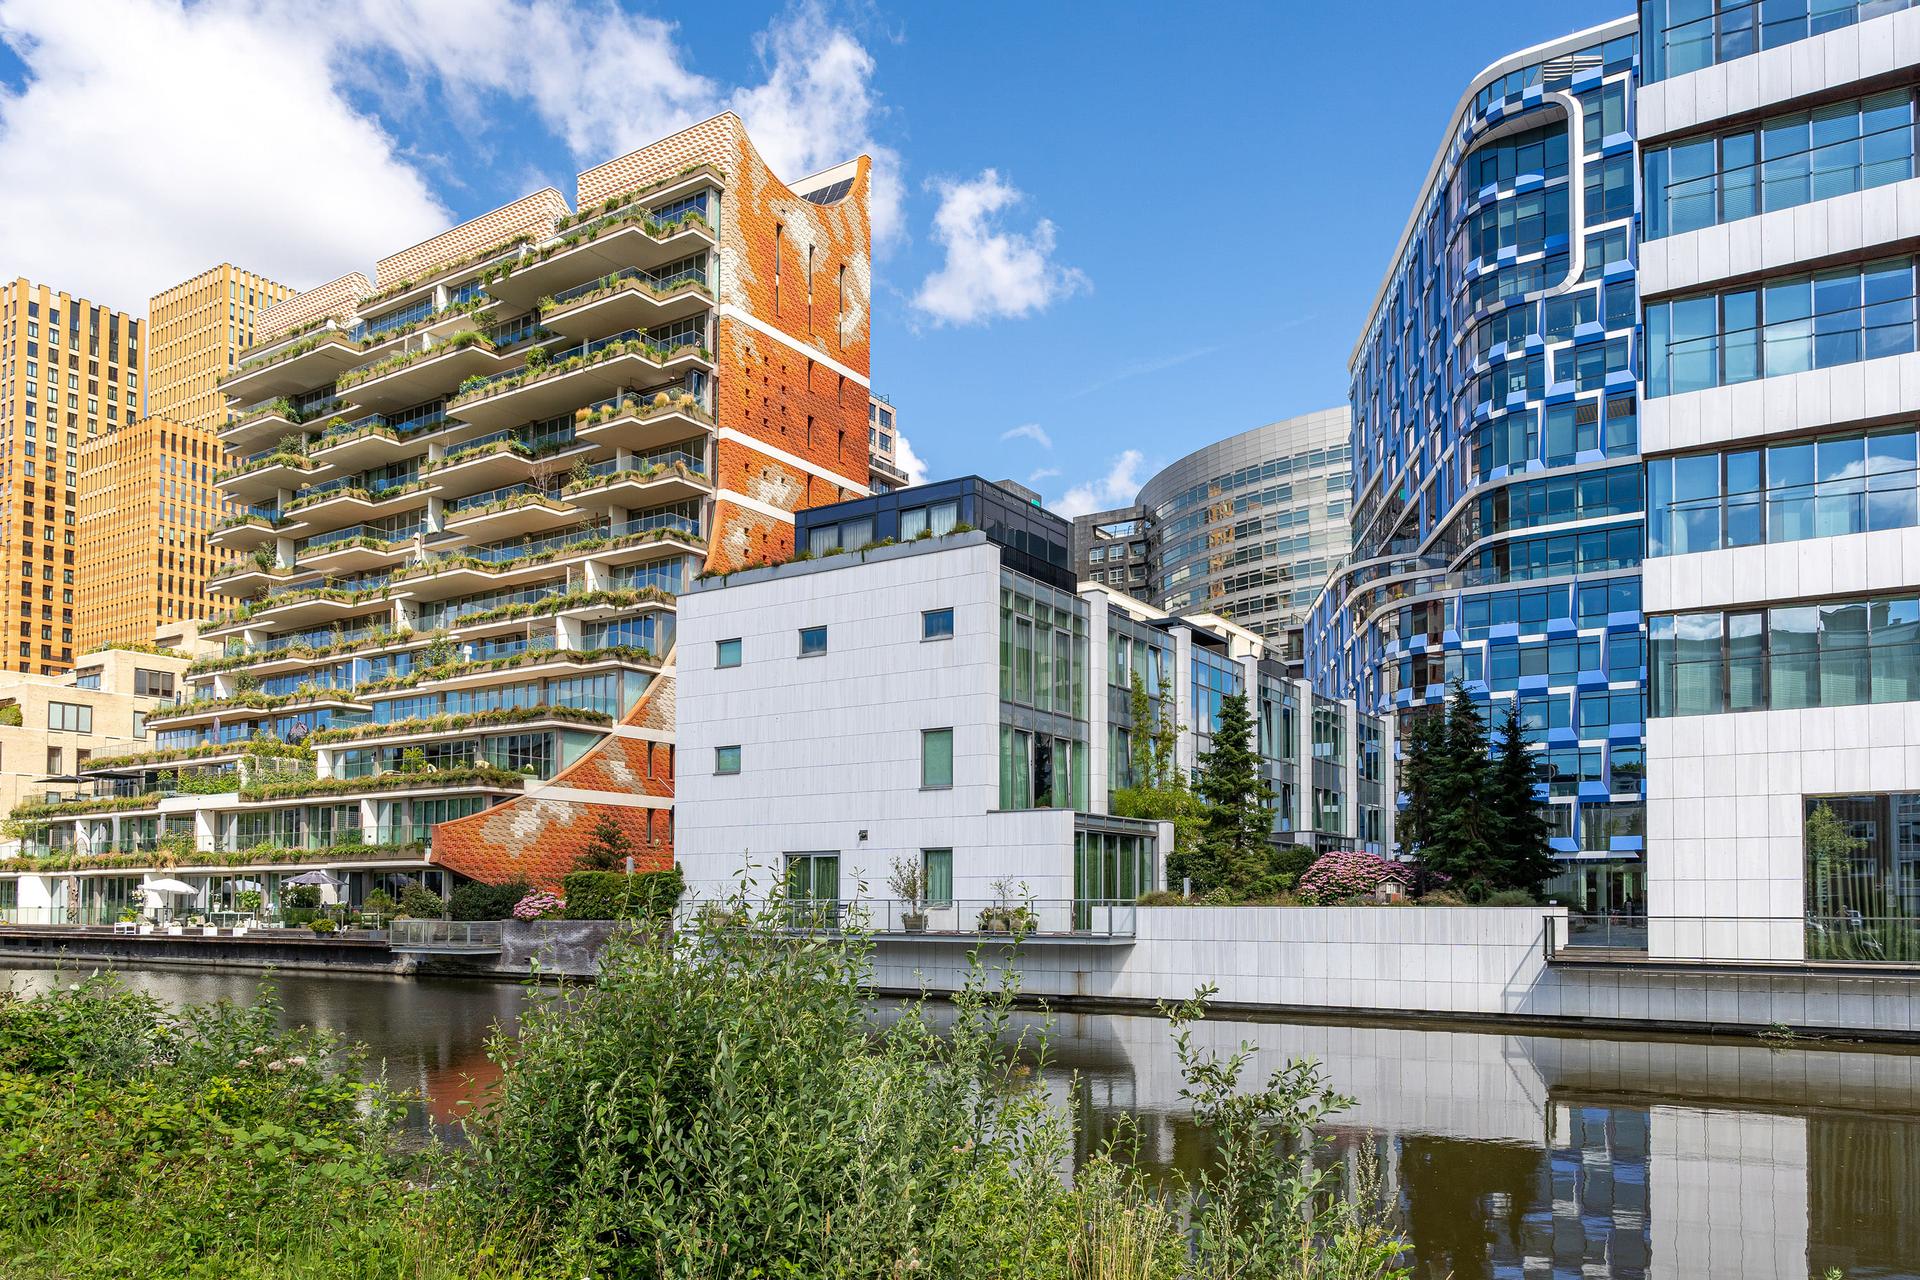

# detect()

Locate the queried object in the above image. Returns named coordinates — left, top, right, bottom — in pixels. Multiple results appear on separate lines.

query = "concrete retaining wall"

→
left=866, top=906, right=1920, bottom=1040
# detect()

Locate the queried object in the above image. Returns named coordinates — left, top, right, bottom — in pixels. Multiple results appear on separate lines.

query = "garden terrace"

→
left=484, top=205, right=718, bottom=309
left=236, top=764, right=529, bottom=803
left=2, top=841, right=428, bottom=876
left=336, top=330, right=516, bottom=413
left=390, top=522, right=702, bottom=600
left=356, top=644, right=657, bottom=696
left=358, top=234, right=538, bottom=311
left=216, top=451, right=318, bottom=504
left=7, top=792, right=164, bottom=823
left=421, top=430, right=592, bottom=491
left=571, top=385, right=712, bottom=453
left=278, top=480, right=430, bottom=532
left=309, top=703, right=613, bottom=747
left=80, top=737, right=312, bottom=771
left=220, top=327, right=364, bottom=401
left=445, top=330, right=713, bottom=431
left=143, top=691, right=368, bottom=732
left=219, top=394, right=345, bottom=452
left=295, top=529, right=412, bottom=575
left=206, top=557, right=294, bottom=598
left=564, top=454, right=710, bottom=510
left=208, top=510, right=287, bottom=553
left=305, top=420, right=416, bottom=475
left=536, top=260, right=713, bottom=341
left=442, top=487, right=581, bottom=541
left=212, top=583, right=392, bottom=634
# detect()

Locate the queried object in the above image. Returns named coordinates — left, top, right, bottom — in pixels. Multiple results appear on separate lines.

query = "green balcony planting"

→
left=231, top=328, right=347, bottom=377
left=7, top=792, right=164, bottom=824
left=448, top=334, right=711, bottom=408
left=239, top=764, right=529, bottom=802
left=563, top=459, right=705, bottom=496
left=15, top=839, right=426, bottom=874
left=284, top=479, right=428, bottom=514
left=551, top=164, right=726, bottom=232
left=352, top=644, right=656, bottom=696
left=309, top=703, right=612, bottom=746
left=82, top=737, right=313, bottom=771
left=572, top=387, right=708, bottom=427
left=216, top=450, right=316, bottom=484
left=538, top=269, right=712, bottom=320
left=336, top=330, right=496, bottom=391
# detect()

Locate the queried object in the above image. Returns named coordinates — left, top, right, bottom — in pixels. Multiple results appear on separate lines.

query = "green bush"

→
left=398, top=883, right=447, bottom=919
left=360, top=889, right=398, bottom=917
left=284, top=884, right=322, bottom=910
left=447, top=878, right=528, bottom=921
left=1483, top=888, right=1538, bottom=907
left=559, top=866, right=683, bottom=922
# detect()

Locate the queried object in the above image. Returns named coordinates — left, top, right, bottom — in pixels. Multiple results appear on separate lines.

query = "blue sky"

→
left=0, top=0, right=1625, bottom=510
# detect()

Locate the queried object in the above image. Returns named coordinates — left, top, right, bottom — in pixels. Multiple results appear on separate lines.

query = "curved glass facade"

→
left=1135, top=409, right=1351, bottom=661
left=1305, top=20, right=1646, bottom=905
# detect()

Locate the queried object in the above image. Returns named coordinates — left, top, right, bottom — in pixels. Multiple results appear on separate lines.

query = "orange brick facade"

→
left=432, top=115, right=871, bottom=889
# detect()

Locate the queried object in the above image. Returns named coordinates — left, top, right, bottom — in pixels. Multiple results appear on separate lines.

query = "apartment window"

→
left=133, top=668, right=174, bottom=698
left=48, top=700, right=90, bottom=733
left=133, top=711, right=147, bottom=739
left=715, top=745, right=741, bottom=775
left=900, top=501, right=958, bottom=540
left=1651, top=594, right=1920, bottom=717
left=921, top=728, right=954, bottom=789
left=922, top=848, right=953, bottom=908
left=799, top=625, right=827, bottom=657
left=716, top=638, right=742, bottom=669
left=46, top=746, right=60, bottom=774
left=922, top=607, right=954, bottom=640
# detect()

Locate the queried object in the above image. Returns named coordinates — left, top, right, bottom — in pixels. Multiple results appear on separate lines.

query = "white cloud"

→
left=1027, top=466, right=1061, bottom=486
left=729, top=2, right=904, bottom=247
left=0, top=0, right=903, bottom=309
left=1053, top=450, right=1144, bottom=519
left=1000, top=423, right=1052, bottom=449
left=913, top=169, right=1086, bottom=326
left=893, top=432, right=930, bottom=486
left=0, top=0, right=450, bottom=308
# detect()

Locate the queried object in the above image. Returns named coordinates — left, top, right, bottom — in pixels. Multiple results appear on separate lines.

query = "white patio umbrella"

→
left=144, top=878, right=197, bottom=895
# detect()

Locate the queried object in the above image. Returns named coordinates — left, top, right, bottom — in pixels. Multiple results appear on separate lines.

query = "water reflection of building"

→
left=1030, top=1006, right=1920, bottom=1280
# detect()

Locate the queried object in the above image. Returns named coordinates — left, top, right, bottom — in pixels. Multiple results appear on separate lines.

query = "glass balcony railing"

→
left=448, top=483, right=560, bottom=514
left=297, top=523, right=419, bottom=555
left=546, top=260, right=709, bottom=308
left=572, top=445, right=707, bottom=485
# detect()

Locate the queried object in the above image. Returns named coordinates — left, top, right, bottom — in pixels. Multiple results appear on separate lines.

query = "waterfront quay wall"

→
left=863, top=907, right=1920, bottom=1042
left=0, top=927, right=403, bottom=974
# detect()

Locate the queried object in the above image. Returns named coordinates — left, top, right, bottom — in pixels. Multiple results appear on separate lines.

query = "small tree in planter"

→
left=975, top=876, right=1038, bottom=937
left=887, top=855, right=927, bottom=932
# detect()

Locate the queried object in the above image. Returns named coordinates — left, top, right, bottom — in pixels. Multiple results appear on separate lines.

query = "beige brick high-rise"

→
left=0, top=279, right=140, bottom=675
left=76, top=266, right=293, bottom=653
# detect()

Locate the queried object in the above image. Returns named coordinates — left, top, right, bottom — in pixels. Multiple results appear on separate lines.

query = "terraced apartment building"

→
left=2, top=114, right=873, bottom=912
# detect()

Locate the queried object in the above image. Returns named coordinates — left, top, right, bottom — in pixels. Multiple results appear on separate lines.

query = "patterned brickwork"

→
left=255, top=272, right=370, bottom=342
left=374, top=188, right=570, bottom=290
left=575, top=116, right=741, bottom=209
left=431, top=674, right=677, bottom=889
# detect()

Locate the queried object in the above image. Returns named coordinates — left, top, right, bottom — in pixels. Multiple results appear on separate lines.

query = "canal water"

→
left=5, top=960, right=1918, bottom=1280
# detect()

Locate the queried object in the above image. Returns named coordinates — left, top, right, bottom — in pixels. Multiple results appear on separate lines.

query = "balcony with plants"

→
left=220, top=324, right=365, bottom=401
left=208, top=505, right=287, bottom=553
left=142, top=684, right=370, bottom=733
left=295, top=521, right=418, bottom=574
left=207, top=573, right=397, bottom=637
left=562, top=445, right=710, bottom=510
left=535, top=256, right=712, bottom=340
left=234, top=764, right=530, bottom=806
left=278, top=471, right=430, bottom=532
left=336, top=324, right=529, bottom=414
left=444, top=324, right=712, bottom=431
left=220, top=392, right=347, bottom=452
left=207, top=547, right=297, bottom=599
left=391, top=513, right=703, bottom=600
left=483, top=189, right=718, bottom=308
left=215, top=444, right=319, bottom=503
left=420, top=420, right=589, bottom=491
left=442, top=482, right=582, bottom=541
left=309, top=702, right=613, bottom=750
left=570, top=382, right=712, bottom=453
left=304, top=417, right=418, bottom=476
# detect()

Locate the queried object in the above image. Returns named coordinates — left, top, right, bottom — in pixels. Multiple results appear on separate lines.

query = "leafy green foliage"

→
left=559, top=867, right=683, bottom=921
left=1111, top=674, right=1205, bottom=867
left=446, top=878, right=528, bottom=921
left=399, top=882, right=448, bottom=920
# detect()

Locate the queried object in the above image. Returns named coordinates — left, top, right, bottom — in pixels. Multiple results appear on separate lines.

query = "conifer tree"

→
left=1488, top=699, right=1556, bottom=893
left=1190, top=693, right=1275, bottom=894
left=578, top=812, right=635, bottom=872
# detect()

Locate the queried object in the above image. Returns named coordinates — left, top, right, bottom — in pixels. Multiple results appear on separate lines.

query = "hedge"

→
left=562, top=867, right=683, bottom=923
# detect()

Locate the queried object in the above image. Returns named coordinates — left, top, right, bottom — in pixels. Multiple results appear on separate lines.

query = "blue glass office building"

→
left=1304, top=18, right=1648, bottom=909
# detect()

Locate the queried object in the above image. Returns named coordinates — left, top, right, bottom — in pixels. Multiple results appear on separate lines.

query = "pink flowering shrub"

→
left=512, top=890, right=565, bottom=921
left=1296, top=851, right=1399, bottom=905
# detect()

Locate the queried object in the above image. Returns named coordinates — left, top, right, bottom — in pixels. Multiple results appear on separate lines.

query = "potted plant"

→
left=888, top=855, right=927, bottom=932
left=311, top=917, right=339, bottom=937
